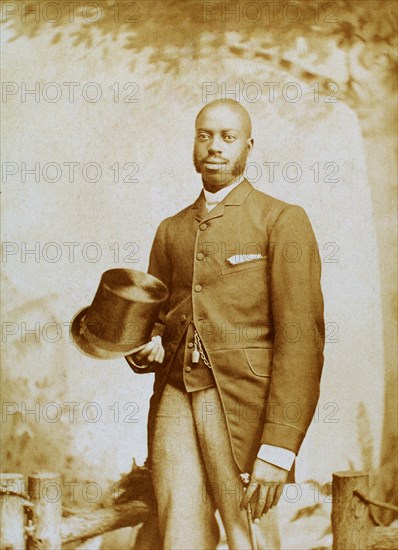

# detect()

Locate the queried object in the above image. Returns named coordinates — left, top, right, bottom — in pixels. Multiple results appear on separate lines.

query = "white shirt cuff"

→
left=257, top=444, right=296, bottom=471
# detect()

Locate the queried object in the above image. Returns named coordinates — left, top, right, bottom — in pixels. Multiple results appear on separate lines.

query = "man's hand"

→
left=240, top=459, right=288, bottom=521
left=130, top=335, right=165, bottom=366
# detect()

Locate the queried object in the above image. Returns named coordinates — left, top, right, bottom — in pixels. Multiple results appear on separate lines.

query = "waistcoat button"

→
left=199, top=223, right=207, bottom=231
left=185, top=366, right=192, bottom=373
left=196, top=253, right=204, bottom=261
left=194, top=284, right=202, bottom=292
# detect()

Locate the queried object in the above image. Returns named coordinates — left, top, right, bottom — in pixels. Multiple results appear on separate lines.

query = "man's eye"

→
left=197, top=133, right=209, bottom=141
left=224, top=135, right=236, bottom=142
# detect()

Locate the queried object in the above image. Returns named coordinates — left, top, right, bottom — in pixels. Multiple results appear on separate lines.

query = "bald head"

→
left=195, top=99, right=252, bottom=139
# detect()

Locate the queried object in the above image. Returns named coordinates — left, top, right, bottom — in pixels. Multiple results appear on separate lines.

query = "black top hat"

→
left=71, top=269, right=169, bottom=360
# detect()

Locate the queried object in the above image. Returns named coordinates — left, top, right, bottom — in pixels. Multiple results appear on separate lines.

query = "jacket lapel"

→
left=192, top=191, right=207, bottom=222
left=191, top=179, right=254, bottom=222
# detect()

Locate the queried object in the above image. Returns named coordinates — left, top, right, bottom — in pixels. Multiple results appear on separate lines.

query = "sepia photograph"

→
left=1, top=1, right=397, bottom=548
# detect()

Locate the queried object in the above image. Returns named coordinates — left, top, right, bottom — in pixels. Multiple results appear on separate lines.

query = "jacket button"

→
left=199, top=223, right=207, bottom=231
left=185, top=366, right=192, bottom=373
left=194, top=284, right=202, bottom=292
left=180, top=314, right=187, bottom=323
left=196, top=253, right=204, bottom=261
left=187, top=342, right=194, bottom=348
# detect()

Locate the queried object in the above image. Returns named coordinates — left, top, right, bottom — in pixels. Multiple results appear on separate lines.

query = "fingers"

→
left=153, top=337, right=164, bottom=363
left=248, top=483, right=285, bottom=521
left=147, top=339, right=158, bottom=362
left=134, top=337, right=165, bottom=364
left=135, top=341, right=154, bottom=362
left=254, top=484, right=269, bottom=520
left=263, top=484, right=276, bottom=516
left=272, top=483, right=285, bottom=509
left=259, top=483, right=285, bottom=519
left=240, top=482, right=258, bottom=510
left=150, top=336, right=164, bottom=363
left=154, top=344, right=163, bottom=363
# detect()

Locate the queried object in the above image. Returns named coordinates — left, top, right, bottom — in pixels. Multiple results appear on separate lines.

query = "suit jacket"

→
left=129, top=179, right=325, bottom=474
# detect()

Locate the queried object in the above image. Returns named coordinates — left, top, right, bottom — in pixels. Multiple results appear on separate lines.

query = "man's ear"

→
left=247, top=137, right=254, bottom=153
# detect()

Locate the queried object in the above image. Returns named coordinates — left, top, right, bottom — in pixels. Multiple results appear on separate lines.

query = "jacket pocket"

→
left=221, top=256, right=268, bottom=276
left=244, top=347, right=273, bottom=377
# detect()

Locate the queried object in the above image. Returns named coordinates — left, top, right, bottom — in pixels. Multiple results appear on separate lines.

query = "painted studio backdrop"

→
left=1, top=1, right=397, bottom=548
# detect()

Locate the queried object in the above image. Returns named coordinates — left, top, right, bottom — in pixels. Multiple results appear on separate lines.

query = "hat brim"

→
left=70, top=307, right=146, bottom=360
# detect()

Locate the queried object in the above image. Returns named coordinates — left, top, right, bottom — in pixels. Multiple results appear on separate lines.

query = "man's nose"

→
left=208, top=136, right=223, bottom=154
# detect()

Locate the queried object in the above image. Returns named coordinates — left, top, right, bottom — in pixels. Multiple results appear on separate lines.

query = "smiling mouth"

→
left=203, top=162, right=227, bottom=170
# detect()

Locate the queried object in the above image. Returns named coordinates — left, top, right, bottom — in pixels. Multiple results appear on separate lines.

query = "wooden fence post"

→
left=27, top=472, right=61, bottom=550
left=332, top=470, right=373, bottom=549
left=0, top=473, right=26, bottom=550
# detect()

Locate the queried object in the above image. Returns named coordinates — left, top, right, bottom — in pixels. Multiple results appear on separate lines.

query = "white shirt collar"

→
left=203, top=175, right=245, bottom=209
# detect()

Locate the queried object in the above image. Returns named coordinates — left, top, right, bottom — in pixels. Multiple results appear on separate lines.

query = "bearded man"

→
left=126, top=99, right=325, bottom=550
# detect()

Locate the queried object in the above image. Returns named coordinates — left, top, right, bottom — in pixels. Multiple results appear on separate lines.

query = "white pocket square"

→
left=227, top=254, right=266, bottom=265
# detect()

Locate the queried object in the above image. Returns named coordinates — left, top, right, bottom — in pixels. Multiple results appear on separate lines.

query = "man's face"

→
left=193, top=104, right=253, bottom=190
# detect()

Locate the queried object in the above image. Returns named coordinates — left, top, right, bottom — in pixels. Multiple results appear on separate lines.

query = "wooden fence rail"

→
left=1, top=472, right=150, bottom=549
left=1, top=470, right=397, bottom=549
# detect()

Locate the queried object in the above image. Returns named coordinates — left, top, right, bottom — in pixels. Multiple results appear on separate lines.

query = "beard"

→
left=193, top=148, right=249, bottom=183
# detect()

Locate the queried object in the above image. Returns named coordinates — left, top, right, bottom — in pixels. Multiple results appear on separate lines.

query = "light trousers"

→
left=151, top=383, right=281, bottom=550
